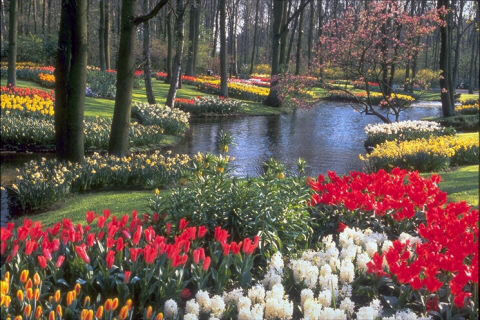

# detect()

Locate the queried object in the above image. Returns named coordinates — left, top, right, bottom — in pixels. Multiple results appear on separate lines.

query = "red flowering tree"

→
left=280, top=0, right=442, bottom=123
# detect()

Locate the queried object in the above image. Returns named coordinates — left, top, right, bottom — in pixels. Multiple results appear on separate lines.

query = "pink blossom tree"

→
left=278, top=0, right=442, bottom=123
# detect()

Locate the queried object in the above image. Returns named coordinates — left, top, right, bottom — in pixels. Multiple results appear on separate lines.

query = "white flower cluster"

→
left=383, top=309, right=432, bottom=320
left=365, top=120, right=444, bottom=136
left=183, top=290, right=226, bottom=319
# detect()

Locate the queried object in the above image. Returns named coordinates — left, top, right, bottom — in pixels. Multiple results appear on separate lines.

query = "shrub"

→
left=414, top=68, right=440, bottom=90
left=361, top=134, right=479, bottom=172
left=150, top=161, right=313, bottom=258
left=364, top=120, right=455, bottom=149
left=131, top=102, right=190, bottom=135
left=253, top=63, right=271, bottom=75
left=434, top=114, right=479, bottom=132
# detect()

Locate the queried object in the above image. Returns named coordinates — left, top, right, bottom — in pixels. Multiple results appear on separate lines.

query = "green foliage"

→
left=433, top=114, right=479, bottom=132
left=252, top=64, right=271, bottom=75
left=86, top=70, right=143, bottom=99
left=1, top=34, right=57, bottom=63
left=149, top=170, right=313, bottom=259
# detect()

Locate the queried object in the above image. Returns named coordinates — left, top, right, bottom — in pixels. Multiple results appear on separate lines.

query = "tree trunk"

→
left=307, top=0, right=314, bottom=69
left=295, top=0, right=305, bottom=75
left=109, top=0, right=139, bottom=156
left=186, top=0, right=200, bottom=75
left=285, top=14, right=298, bottom=68
left=143, top=0, right=156, bottom=104
left=219, top=0, right=228, bottom=97
left=7, top=0, right=18, bottom=87
left=105, top=0, right=111, bottom=69
left=452, top=0, right=465, bottom=93
left=249, top=0, right=260, bottom=75
left=438, top=0, right=455, bottom=117
left=467, top=30, right=476, bottom=94
left=47, top=0, right=52, bottom=33
left=33, top=0, right=37, bottom=33
left=165, top=0, right=185, bottom=107
left=278, top=0, right=289, bottom=72
left=211, top=4, right=219, bottom=57
left=264, top=0, right=284, bottom=107
left=232, top=2, right=238, bottom=76
left=99, top=0, right=106, bottom=70
left=166, top=10, right=173, bottom=82
left=54, top=0, right=88, bottom=162
left=42, top=0, right=46, bottom=34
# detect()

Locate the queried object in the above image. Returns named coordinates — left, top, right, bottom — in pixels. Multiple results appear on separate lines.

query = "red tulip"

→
left=202, top=256, right=211, bottom=271
left=75, top=244, right=90, bottom=264
left=37, top=255, right=47, bottom=269
left=124, top=271, right=131, bottom=284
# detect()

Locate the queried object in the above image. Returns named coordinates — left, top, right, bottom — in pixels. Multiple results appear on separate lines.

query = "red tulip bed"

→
left=0, top=167, right=478, bottom=319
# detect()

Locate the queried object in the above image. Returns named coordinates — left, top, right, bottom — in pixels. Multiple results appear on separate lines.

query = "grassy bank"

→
left=1, top=78, right=291, bottom=117
left=11, top=190, right=153, bottom=227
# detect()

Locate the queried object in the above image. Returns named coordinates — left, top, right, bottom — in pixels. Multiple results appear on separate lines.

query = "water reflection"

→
left=171, top=101, right=442, bottom=177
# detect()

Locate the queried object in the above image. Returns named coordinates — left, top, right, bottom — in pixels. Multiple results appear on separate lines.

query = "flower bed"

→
left=456, top=102, right=479, bottom=115
left=364, top=120, right=455, bottom=149
left=1, top=86, right=54, bottom=116
left=0, top=214, right=259, bottom=319
left=196, top=81, right=269, bottom=102
left=2, top=167, right=477, bottom=319
left=37, top=73, right=55, bottom=88
left=131, top=102, right=190, bottom=135
left=1, top=110, right=180, bottom=152
left=360, top=134, right=479, bottom=172
left=174, top=96, right=244, bottom=115
left=327, top=90, right=415, bottom=107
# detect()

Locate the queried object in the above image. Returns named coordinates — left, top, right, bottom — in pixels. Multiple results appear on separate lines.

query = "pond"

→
left=0, top=101, right=442, bottom=224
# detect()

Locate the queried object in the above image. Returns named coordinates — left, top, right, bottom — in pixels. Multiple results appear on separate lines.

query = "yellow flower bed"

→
left=0, top=93, right=54, bottom=116
left=227, top=82, right=270, bottom=97
left=38, top=73, right=55, bottom=83
left=354, top=91, right=415, bottom=102
left=361, top=134, right=479, bottom=172
left=455, top=103, right=479, bottom=115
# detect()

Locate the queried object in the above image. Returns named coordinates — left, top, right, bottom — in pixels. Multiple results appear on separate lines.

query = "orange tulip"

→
left=125, top=299, right=133, bottom=310
left=25, top=279, right=33, bottom=290
left=33, top=273, right=41, bottom=286
left=14, top=316, right=22, bottom=320
left=80, top=309, right=89, bottom=320
left=16, top=289, right=24, bottom=302
left=95, top=305, right=104, bottom=319
left=26, top=288, right=33, bottom=300
left=56, top=305, right=62, bottom=317
left=155, top=313, right=163, bottom=320
left=66, top=291, right=74, bottom=306
left=34, top=288, right=40, bottom=301
left=0, top=280, right=9, bottom=295
left=24, top=304, right=32, bottom=317
left=48, top=310, right=55, bottom=320
left=111, top=297, right=119, bottom=310
left=4, top=271, right=10, bottom=282
left=54, top=289, right=61, bottom=303
left=84, top=295, right=91, bottom=307
left=74, top=283, right=82, bottom=295
left=145, top=306, right=153, bottom=319
left=35, top=306, right=43, bottom=319
left=104, top=298, right=113, bottom=312
left=20, top=270, right=29, bottom=283
left=119, top=305, right=129, bottom=320
left=3, top=295, right=11, bottom=308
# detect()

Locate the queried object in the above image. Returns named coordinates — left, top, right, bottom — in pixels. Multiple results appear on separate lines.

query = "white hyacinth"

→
left=163, top=299, right=178, bottom=319
left=210, top=295, right=225, bottom=317
left=195, top=290, right=211, bottom=313
left=318, top=289, right=332, bottom=307
left=248, top=284, right=266, bottom=304
left=183, top=314, right=198, bottom=320
left=185, top=299, right=200, bottom=316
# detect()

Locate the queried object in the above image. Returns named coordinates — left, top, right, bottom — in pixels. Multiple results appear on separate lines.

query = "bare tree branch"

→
left=134, top=0, right=169, bottom=25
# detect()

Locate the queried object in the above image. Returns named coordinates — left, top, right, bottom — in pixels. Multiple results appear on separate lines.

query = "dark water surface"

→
left=0, top=101, right=442, bottom=223
left=170, top=101, right=442, bottom=176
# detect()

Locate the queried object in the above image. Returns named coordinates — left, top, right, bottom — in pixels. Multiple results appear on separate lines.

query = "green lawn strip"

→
left=421, top=165, right=479, bottom=207
left=2, top=78, right=288, bottom=117
left=12, top=190, right=154, bottom=227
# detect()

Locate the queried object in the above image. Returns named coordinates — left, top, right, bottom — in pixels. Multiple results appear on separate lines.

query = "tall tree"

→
left=105, top=0, right=111, bottom=69
left=143, top=0, right=156, bottom=104
left=109, top=0, right=169, bottom=156
left=186, top=0, right=200, bottom=76
left=7, top=0, right=18, bottom=87
left=249, top=0, right=260, bottom=74
left=165, top=0, right=186, bottom=108
left=54, top=0, right=88, bottom=162
left=166, top=9, right=173, bottom=82
left=219, top=0, right=228, bottom=97
left=437, top=0, right=455, bottom=116
left=295, top=0, right=305, bottom=75
left=307, top=0, right=314, bottom=69
left=99, top=0, right=106, bottom=71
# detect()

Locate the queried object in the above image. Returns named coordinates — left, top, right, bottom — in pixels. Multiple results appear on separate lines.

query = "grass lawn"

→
left=423, top=165, right=479, bottom=207
left=12, top=190, right=153, bottom=227
left=1, top=78, right=290, bottom=117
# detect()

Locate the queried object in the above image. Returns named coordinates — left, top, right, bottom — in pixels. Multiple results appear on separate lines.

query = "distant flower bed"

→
left=364, top=120, right=455, bottom=148
left=352, top=80, right=380, bottom=90
left=360, top=134, right=479, bottom=171
left=37, top=72, right=55, bottom=87
left=197, top=81, right=270, bottom=102
left=327, top=90, right=415, bottom=107
left=174, top=96, right=244, bottom=115
left=131, top=102, right=190, bottom=135
left=458, top=96, right=479, bottom=105
left=231, top=77, right=270, bottom=88
left=456, top=102, right=479, bottom=115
